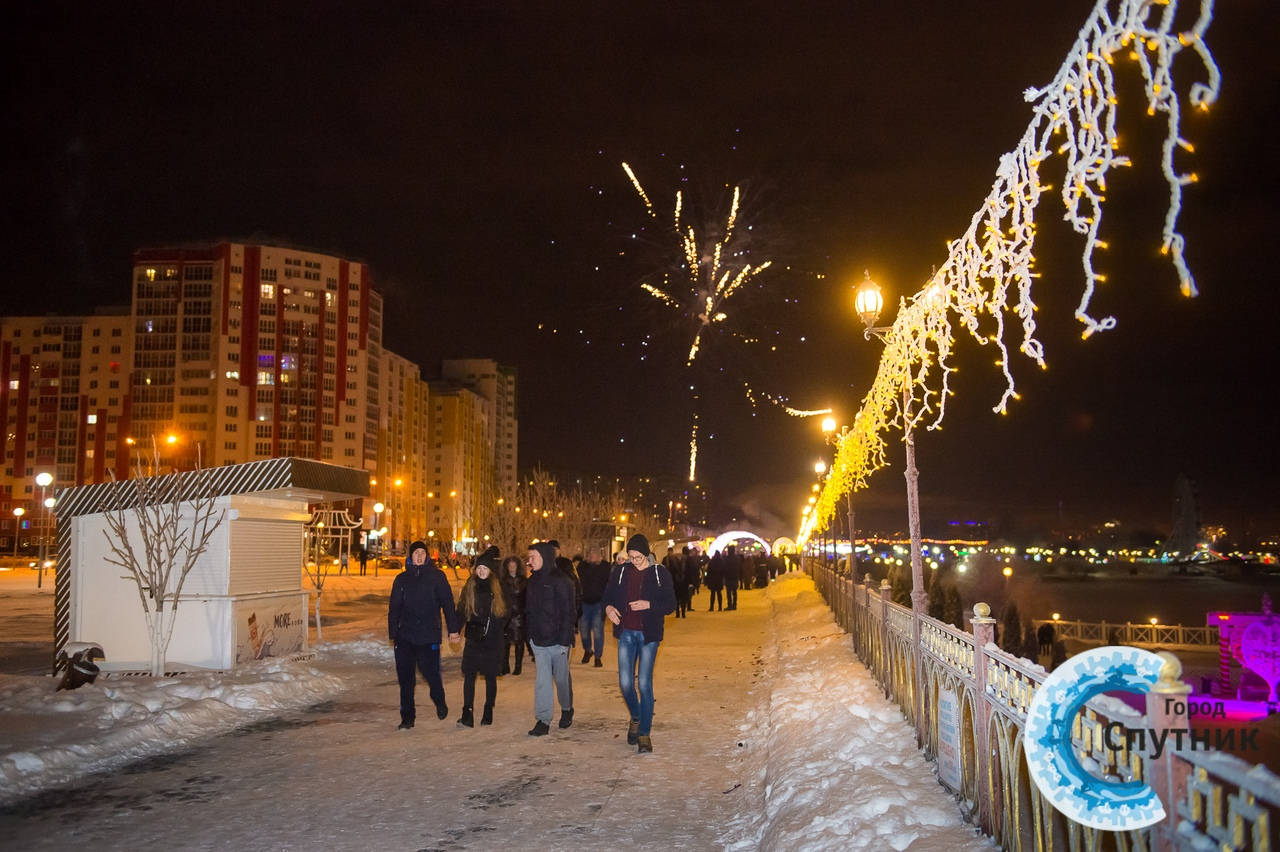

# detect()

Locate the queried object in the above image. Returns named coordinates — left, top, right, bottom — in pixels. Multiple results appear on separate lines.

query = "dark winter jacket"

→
left=705, top=553, right=727, bottom=591
left=577, top=559, right=611, bottom=605
left=525, top=542, right=577, bottom=647
left=388, top=545, right=461, bottom=645
left=502, top=572, right=527, bottom=641
left=457, top=579, right=512, bottom=676
left=602, top=557, right=678, bottom=644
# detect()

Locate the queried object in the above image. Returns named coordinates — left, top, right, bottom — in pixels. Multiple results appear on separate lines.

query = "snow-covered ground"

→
left=0, top=568, right=987, bottom=850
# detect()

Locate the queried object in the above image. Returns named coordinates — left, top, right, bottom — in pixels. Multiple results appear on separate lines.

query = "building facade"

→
left=129, top=243, right=381, bottom=473
left=440, top=359, right=518, bottom=495
left=3, top=243, right=518, bottom=557
left=1, top=311, right=134, bottom=551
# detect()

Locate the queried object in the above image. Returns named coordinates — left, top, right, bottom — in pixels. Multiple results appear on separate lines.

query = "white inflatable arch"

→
left=707, top=531, right=771, bottom=557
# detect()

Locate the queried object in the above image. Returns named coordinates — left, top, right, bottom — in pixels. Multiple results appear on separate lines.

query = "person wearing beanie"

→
left=603, top=534, right=677, bottom=753
left=577, top=547, right=611, bottom=666
left=524, top=541, right=576, bottom=736
left=454, top=545, right=509, bottom=727
left=388, top=540, right=462, bottom=730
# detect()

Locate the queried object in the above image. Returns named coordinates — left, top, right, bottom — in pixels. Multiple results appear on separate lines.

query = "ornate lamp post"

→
left=853, top=270, right=926, bottom=615
left=372, top=502, right=385, bottom=557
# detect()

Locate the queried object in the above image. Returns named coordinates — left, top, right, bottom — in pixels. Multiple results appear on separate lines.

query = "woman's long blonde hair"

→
left=461, top=568, right=508, bottom=619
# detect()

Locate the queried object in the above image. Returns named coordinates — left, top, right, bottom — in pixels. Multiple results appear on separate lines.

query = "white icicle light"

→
left=800, top=0, right=1219, bottom=546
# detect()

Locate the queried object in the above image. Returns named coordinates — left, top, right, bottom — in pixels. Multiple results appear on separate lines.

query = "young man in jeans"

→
left=577, top=547, right=611, bottom=666
left=603, top=533, right=677, bottom=754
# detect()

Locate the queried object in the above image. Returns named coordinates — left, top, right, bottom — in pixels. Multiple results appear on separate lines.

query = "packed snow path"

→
left=0, top=574, right=986, bottom=850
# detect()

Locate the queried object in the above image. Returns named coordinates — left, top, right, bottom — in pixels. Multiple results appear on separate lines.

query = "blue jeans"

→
left=616, top=628, right=659, bottom=736
left=579, top=602, right=605, bottom=657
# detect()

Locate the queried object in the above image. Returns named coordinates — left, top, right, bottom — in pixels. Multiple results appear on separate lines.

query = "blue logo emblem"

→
left=1024, top=646, right=1166, bottom=830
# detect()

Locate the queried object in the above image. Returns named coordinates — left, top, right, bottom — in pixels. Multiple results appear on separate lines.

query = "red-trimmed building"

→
left=128, top=243, right=382, bottom=472
left=1, top=310, right=134, bottom=551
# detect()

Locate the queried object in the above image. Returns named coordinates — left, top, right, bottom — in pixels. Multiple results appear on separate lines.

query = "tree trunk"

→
left=313, top=592, right=323, bottom=643
left=151, top=608, right=166, bottom=677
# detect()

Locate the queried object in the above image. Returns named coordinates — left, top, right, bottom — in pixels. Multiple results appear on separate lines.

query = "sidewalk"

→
left=0, top=572, right=988, bottom=850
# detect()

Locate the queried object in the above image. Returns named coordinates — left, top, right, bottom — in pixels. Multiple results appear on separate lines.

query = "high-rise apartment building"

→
left=427, top=381, right=493, bottom=554
left=3, top=242, right=519, bottom=557
left=1, top=311, right=134, bottom=551
left=440, top=359, right=518, bottom=494
left=129, top=243, right=381, bottom=472
left=375, top=350, right=432, bottom=548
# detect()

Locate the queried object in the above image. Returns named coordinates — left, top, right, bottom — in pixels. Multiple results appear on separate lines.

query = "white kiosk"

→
left=53, top=458, right=368, bottom=673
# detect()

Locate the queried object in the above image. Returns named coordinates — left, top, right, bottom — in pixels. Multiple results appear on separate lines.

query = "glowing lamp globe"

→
left=821, top=416, right=837, bottom=434
left=853, top=270, right=884, bottom=328
left=35, top=472, right=53, bottom=488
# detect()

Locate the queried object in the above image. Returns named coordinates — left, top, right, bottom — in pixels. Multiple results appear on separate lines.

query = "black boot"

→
left=513, top=663, right=522, bottom=675
left=594, top=656, right=602, bottom=668
left=559, top=708, right=574, bottom=729
left=529, top=720, right=550, bottom=736
left=627, top=718, right=640, bottom=745
left=458, top=707, right=474, bottom=728
left=581, top=649, right=592, bottom=664
left=481, top=704, right=493, bottom=726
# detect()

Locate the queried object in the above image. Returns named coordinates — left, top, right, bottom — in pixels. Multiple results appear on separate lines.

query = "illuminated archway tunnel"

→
left=707, top=531, right=772, bottom=557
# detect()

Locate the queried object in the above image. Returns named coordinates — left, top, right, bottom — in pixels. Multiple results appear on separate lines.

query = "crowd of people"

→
left=386, top=535, right=787, bottom=753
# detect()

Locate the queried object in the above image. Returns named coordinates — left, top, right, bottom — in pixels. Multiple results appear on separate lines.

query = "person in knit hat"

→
left=454, top=545, right=510, bottom=727
left=602, top=533, right=677, bottom=753
left=388, top=540, right=461, bottom=729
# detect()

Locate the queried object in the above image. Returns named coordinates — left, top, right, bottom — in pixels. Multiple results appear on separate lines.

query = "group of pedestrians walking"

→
left=387, top=533, right=678, bottom=753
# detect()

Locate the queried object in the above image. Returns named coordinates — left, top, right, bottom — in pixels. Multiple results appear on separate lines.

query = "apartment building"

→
left=440, top=359, right=518, bottom=494
left=129, top=243, right=381, bottom=472
left=1, top=311, right=134, bottom=550
left=3, top=243, right=519, bottom=557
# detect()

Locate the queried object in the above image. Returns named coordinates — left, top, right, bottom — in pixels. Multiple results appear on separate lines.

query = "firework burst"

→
left=623, top=164, right=773, bottom=366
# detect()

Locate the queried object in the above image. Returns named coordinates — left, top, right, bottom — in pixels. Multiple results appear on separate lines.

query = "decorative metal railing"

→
left=803, top=559, right=1280, bottom=852
left=1033, top=619, right=1220, bottom=651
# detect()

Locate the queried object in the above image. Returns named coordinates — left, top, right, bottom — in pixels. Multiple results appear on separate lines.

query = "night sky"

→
left=2, top=1, right=1277, bottom=539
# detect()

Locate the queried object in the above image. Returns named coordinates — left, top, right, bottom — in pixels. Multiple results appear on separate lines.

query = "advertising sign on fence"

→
left=937, top=687, right=962, bottom=791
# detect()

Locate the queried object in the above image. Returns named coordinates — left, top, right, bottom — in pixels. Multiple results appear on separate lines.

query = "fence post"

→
left=970, top=601, right=997, bottom=834
left=880, top=579, right=893, bottom=696
left=1145, top=652, right=1191, bottom=852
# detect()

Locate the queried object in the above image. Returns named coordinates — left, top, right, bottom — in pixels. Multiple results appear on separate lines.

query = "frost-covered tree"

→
left=99, top=445, right=226, bottom=676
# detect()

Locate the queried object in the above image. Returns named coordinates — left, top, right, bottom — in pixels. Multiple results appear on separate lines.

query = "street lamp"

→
left=854, top=271, right=926, bottom=615
left=814, top=461, right=827, bottom=475
left=35, top=472, right=53, bottom=588
left=12, top=507, right=24, bottom=557
left=373, top=502, right=385, bottom=557
left=854, top=270, right=890, bottom=338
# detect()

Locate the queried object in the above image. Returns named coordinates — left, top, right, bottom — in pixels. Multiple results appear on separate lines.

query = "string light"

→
left=742, top=381, right=832, bottom=418
left=800, top=0, right=1219, bottom=546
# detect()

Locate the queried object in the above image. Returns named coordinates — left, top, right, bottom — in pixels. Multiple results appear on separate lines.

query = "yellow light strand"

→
left=798, top=0, right=1219, bottom=547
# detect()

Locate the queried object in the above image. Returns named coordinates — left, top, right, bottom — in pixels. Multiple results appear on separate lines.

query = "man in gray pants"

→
left=524, top=541, right=576, bottom=736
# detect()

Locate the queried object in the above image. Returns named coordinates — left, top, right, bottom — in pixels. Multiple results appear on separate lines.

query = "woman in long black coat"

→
left=455, top=546, right=511, bottom=727
left=501, top=555, right=527, bottom=675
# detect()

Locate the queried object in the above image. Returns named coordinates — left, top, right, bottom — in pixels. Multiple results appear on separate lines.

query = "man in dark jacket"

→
left=388, top=540, right=461, bottom=729
left=577, top=547, right=611, bottom=666
left=603, top=533, right=677, bottom=754
left=524, top=541, right=576, bottom=736
left=724, top=544, right=741, bottom=611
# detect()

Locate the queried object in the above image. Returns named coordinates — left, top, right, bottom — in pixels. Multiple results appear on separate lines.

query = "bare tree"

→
left=99, top=445, right=226, bottom=676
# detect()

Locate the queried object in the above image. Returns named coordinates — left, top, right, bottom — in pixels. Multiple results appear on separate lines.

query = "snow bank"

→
left=723, top=574, right=992, bottom=852
left=0, top=643, right=387, bottom=804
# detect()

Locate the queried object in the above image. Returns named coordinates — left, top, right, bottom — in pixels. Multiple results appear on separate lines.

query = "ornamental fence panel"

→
left=802, top=558, right=1279, bottom=852
left=1032, top=619, right=1219, bottom=652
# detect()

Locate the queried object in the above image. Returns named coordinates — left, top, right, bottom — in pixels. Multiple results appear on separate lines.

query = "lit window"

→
left=87, top=414, right=97, bottom=424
